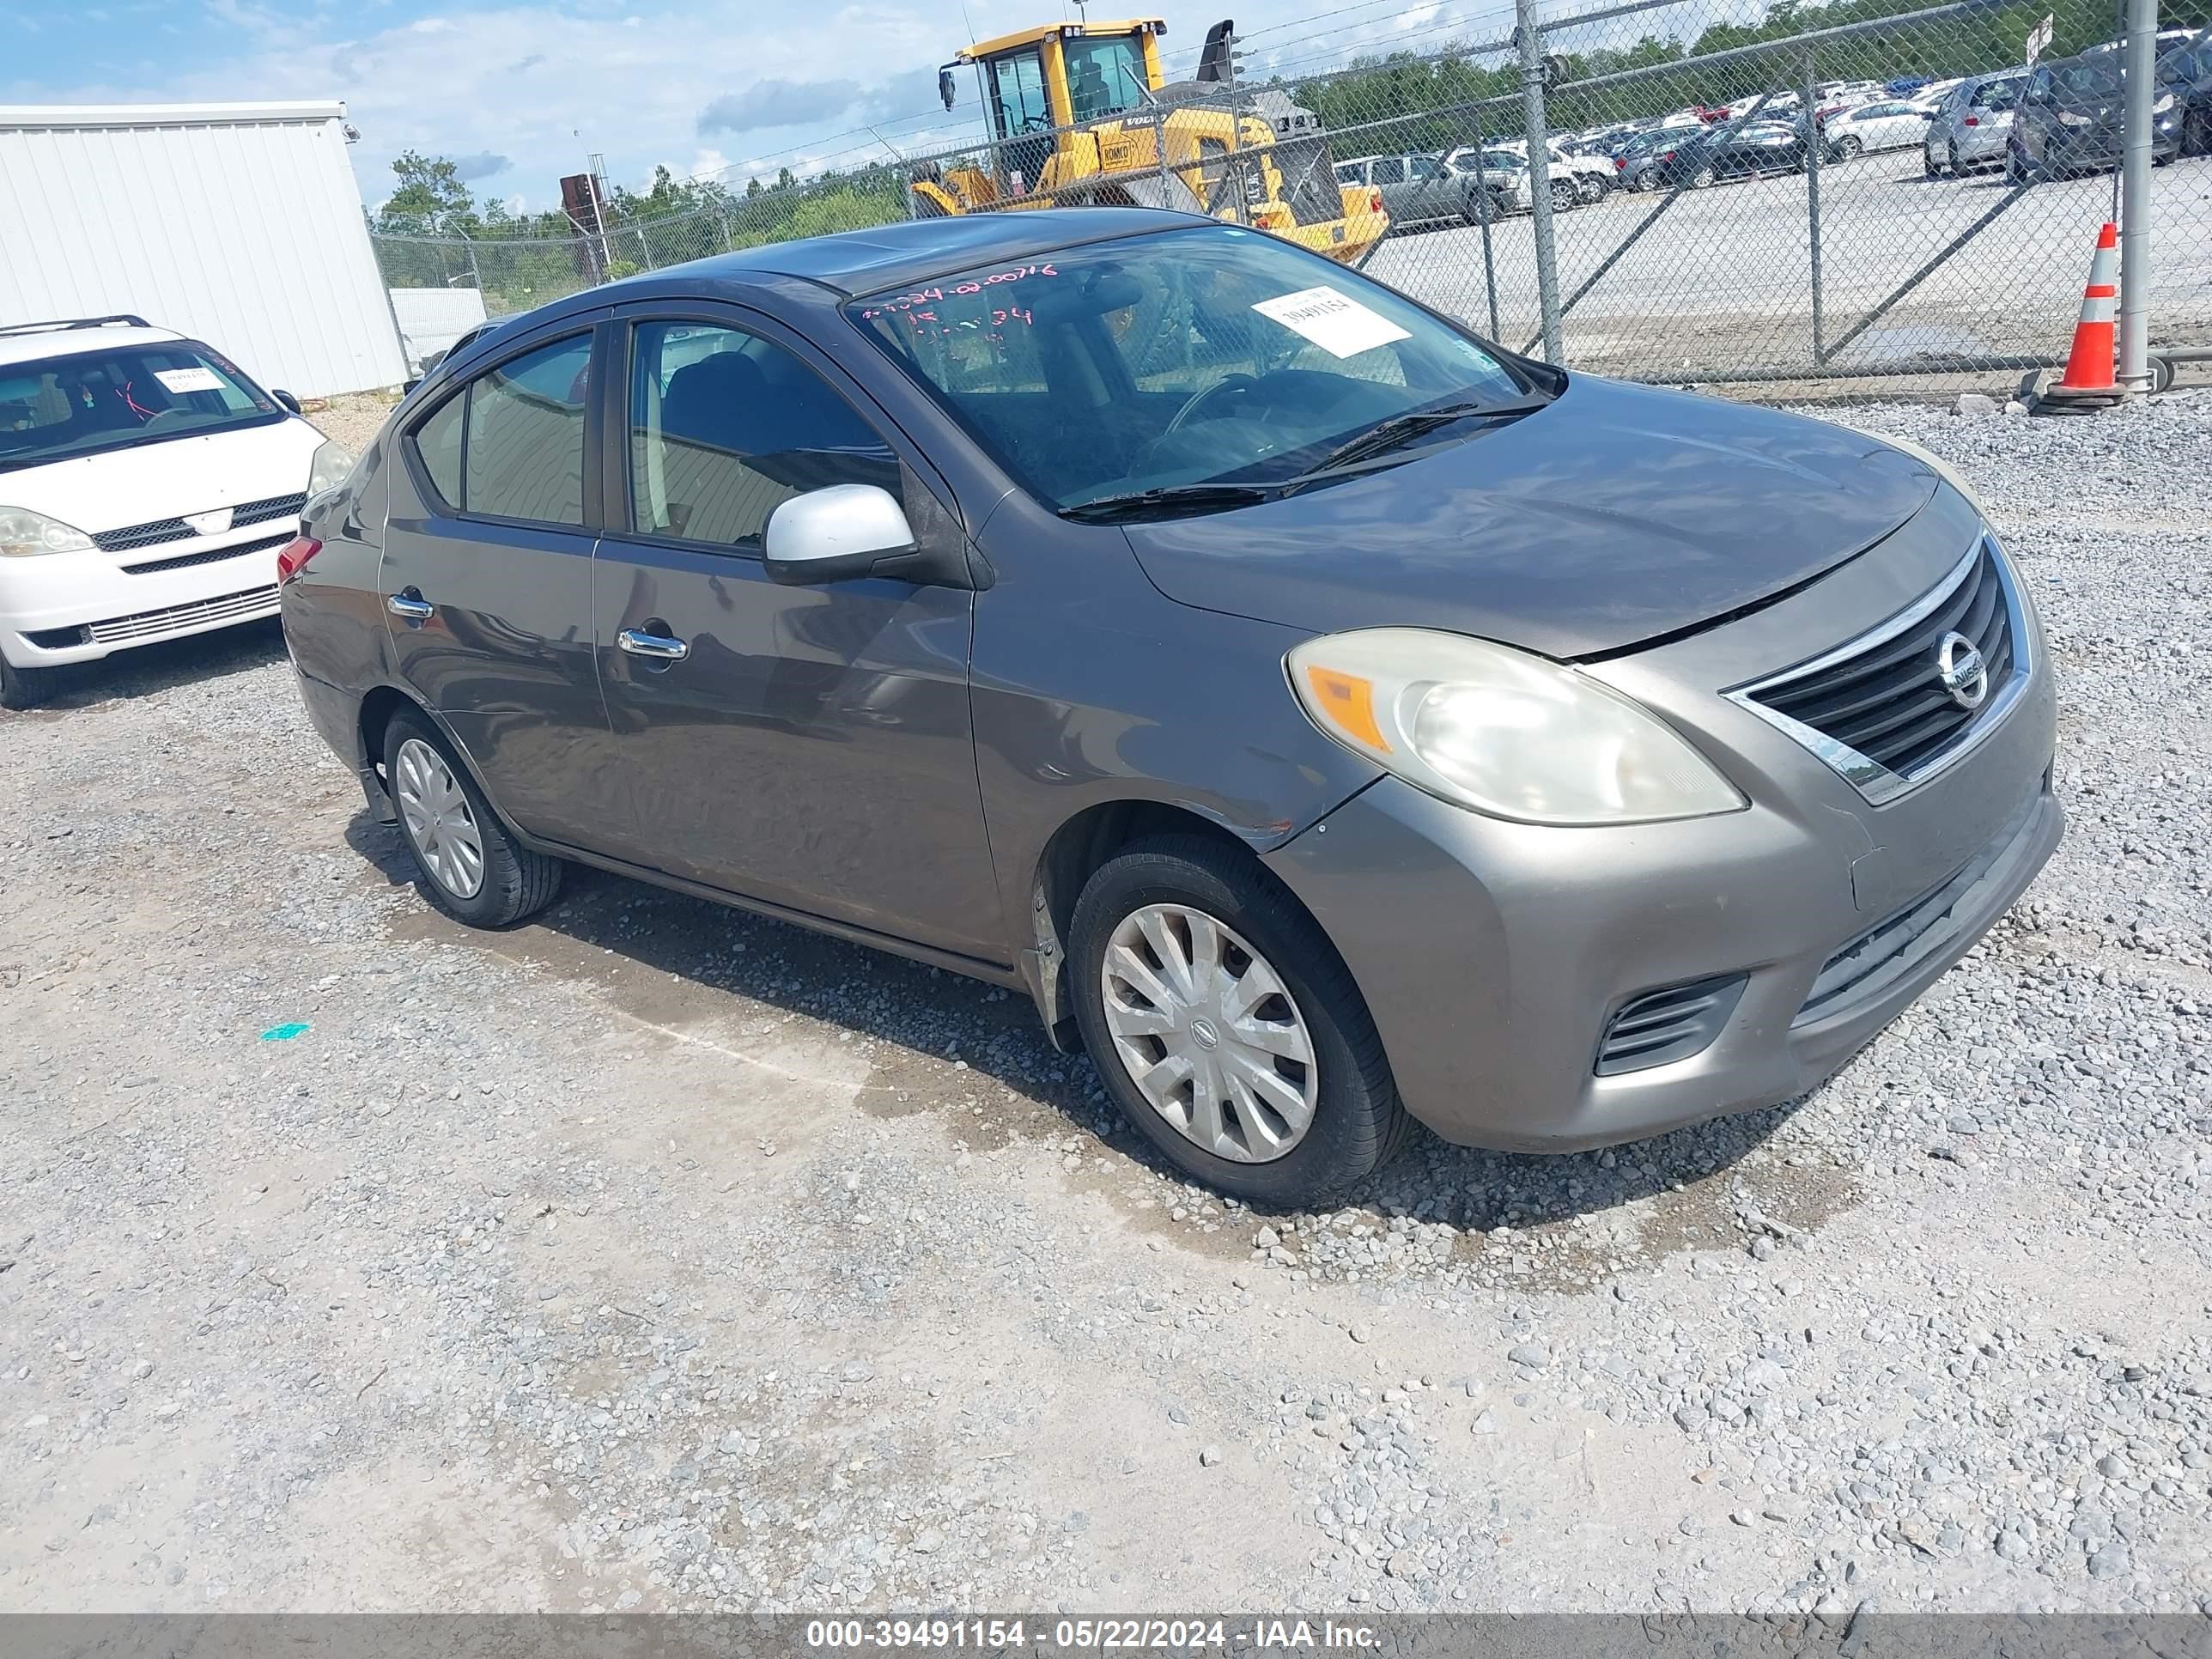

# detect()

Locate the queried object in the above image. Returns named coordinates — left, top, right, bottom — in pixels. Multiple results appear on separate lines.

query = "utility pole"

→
left=2114, top=0, right=2154, bottom=390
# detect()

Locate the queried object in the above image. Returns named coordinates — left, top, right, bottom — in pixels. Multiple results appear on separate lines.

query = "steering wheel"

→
left=1163, top=373, right=1260, bottom=435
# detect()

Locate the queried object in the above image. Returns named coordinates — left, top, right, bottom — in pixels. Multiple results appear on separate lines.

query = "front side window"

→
left=1369, top=156, right=1407, bottom=184
left=0, top=340, right=282, bottom=474
left=985, top=47, right=1054, bottom=137
left=1065, top=36, right=1148, bottom=123
left=848, top=225, right=1534, bottom=515
left=1409, top=155, right=1440, bottom=180
left=460, top=333, right=592, bottom=526
left=626, top=321, right=899, bottom=549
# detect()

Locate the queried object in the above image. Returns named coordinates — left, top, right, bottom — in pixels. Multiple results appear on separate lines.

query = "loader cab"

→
left=958, top=19, right=1168, bottom=145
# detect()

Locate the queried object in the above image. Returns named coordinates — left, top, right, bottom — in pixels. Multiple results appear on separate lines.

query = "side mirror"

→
left=271, top=388, right=302, bottom=414
left=763, top=484, right=921, bottom=586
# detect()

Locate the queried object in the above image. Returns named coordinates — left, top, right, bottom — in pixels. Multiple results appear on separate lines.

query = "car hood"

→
left=1122, top=375, right=1939, bottom=660
left=0, top=418, right=323, bottom=534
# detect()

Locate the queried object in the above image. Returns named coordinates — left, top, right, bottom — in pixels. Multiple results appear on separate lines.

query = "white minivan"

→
left=0, top=314, right=350, bottom=708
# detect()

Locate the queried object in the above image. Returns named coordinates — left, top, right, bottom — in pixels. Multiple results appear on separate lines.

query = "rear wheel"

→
left=383, top=709, right=562, bottom=928
left=0, top=655, right=57, bottom=711
left=1689, top=165, right=1716, bottom=189
left=1576, top=174, right=1606, bottom=204
left=1069, top=835, right=1410, bottom=1208
left=1924, top=147, right=1944, bottom=177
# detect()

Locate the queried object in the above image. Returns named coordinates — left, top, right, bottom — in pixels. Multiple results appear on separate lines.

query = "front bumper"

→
left=0, top=532, right=289, bottom=666
left=1264, top=520, right=2062, bottom=1152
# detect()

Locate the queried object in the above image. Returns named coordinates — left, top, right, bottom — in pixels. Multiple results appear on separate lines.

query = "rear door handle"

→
left=617, top=627, right=689, bottom=662
left=386, top=592, right=434, bottom=621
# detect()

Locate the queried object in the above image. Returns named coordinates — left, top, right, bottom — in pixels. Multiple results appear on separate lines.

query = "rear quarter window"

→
left=412, top=394, right=464, bottom=511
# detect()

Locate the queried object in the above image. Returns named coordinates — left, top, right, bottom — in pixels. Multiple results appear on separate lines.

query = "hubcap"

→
left=393, top=738, right=485, bottom=900
left=1099, top=903, right=1318, bottom=1164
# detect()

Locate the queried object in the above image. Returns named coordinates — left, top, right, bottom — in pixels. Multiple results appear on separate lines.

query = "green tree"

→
left=377, top=149, right=481, bottom=236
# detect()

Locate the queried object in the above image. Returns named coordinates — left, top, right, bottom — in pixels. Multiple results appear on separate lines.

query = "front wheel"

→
left=2185, top=108, right=2211, bottom=157
left=1576, top=175, right=1606, bottom=204
left=384, top=709, right=563, bottom=928
left=1548, top=179, right=1578, bottom=214
left=1069, top=835, right=1410, bottom=1208
left=1689, top=165, right=1716, bottom=189
left=0, top=655, right=57, bottom=711
left=1835, top=135, right=1863, bottom=160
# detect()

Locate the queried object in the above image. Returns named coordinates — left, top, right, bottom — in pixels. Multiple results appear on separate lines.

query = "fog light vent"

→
left=1595, top=975, right=1747, bottom=1076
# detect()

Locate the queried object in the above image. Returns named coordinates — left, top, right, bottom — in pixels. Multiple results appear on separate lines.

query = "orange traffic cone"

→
left=2054, top=222, right=2119, bottom=395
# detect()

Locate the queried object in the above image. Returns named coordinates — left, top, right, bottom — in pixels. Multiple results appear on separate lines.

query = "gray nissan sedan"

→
left=281, top=208, right=2060, bottom=1206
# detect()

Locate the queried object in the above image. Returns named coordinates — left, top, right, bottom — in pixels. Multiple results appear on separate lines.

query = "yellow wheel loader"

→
left=909, top=17, right=1389, bottom=266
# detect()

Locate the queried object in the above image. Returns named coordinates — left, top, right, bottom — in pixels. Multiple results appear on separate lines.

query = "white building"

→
left=0, top=100, right=405, bottom=398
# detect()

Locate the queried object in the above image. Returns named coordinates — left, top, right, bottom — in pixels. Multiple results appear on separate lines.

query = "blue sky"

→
left=0, top=0, right=1698, bottom=211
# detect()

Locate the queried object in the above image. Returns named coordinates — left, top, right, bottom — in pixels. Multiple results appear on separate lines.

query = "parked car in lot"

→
left=1443, top=144, right=1578, bottom=214
left=1821, top=98, right=1935, bottom=158
left=1492, top=136, right=1617, bottom=203
left=0, top=314, right=347, bottom=708
left=283, top=209, right=2061, bottom=1205
left=1644, top=122, right=1809, bottom=188
left=1334, top=152, right=1505, bottom=230
left=2157, top=37, right=2212, bottom=155
left=1924, top=70, right=2027, bottom=174
left=2009, top=49, right=2185, bottom=179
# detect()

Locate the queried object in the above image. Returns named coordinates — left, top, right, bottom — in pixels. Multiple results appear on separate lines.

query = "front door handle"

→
left=386, top=592, right=434, bottom=622
left=617, top=627, right=689, bottom=662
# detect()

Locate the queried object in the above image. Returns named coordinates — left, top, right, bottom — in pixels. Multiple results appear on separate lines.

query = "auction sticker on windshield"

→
left=153, top=367, right=225, bottom=395
left=1250, top=286, right=1411, bottom=359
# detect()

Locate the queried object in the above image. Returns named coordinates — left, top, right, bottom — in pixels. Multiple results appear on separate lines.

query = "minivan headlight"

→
left=1287, top=628, right=1747, bottom=826
left=0, top=507, right=95, bottom=558
left=307, top=439, right=356, bottom=501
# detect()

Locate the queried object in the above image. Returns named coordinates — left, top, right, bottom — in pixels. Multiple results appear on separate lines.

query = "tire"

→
left=1549, top=179, right=1578, bottom=214
left=2185, top=109, right=2210, bottom=158
left=1948, top=142, right=1965, bottom=176
left=1068, top=834, right=1410, bottom=1209
left=1836, top=135, right=1863, bottom=160
left=1689, top=166, right=1716, bottom=190
left=382, top=708, right=562, bottom=929
left=0, top=654, right=57, bottom=711
left=1576, top=175, right=1604, bottom=204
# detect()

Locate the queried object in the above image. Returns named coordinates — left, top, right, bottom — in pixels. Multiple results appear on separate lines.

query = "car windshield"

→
left=2046, top=58, right=2125, bottom=99
left=0, top=340, right=282, bottom=473
left=846, top=226, right=1537, bottom=514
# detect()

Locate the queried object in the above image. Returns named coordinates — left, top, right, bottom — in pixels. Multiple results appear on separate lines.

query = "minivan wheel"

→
left=1069, top=835, right=1409, bottom=1208
left=383, top=710, right=562, bottom=928
left=0, top=655, right=58, bottom=711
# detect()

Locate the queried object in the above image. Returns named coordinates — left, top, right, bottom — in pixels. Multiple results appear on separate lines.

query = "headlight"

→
left=1287, top=628, right=1747, bottom=826
left=307, top=439, right=356, bottom=501
left=0, top=507, right=94, bottom=559
left=1869, top=430, right=1987, bottom=515
left=2152, top=93, right=2174, bottom=114
left=2057, top=110, right=2091, bottom=127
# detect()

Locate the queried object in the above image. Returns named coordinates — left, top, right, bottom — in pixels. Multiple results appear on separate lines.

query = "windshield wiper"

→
left=1304, top=396, right=1550, bottom=477
left=1058, top=482, right=1279, bottom=524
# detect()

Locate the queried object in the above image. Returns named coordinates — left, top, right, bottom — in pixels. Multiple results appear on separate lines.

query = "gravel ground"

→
left=3, top=392, right=2209, bottom=1616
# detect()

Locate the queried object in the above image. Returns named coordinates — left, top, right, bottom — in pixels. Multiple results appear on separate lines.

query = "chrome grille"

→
left=1726, top=536, right=2029, bottom=805
left=1595, top=974, right=1746, bottom=1076
left=92, top=492, right=307, bottom=553
left=124, top=531, right=293, bottom=575
left=85, top=584, right=279, bottom=646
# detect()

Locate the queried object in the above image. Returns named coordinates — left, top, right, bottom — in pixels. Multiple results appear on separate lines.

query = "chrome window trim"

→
left=1723, top=531, right=2033, bottom=806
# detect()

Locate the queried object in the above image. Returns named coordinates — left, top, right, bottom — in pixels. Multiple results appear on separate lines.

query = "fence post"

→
left=1472, top=106, right=1500, bottom=341
left=2116, top=0, right=2155, bottom=390
left=1516, top=0, right=1563, bottom=363
left=1805, top=47, right=1825, bottom=366
left=1152, top=96, right=1171, bottom=210
left=462, top=233, right=483, bottom=296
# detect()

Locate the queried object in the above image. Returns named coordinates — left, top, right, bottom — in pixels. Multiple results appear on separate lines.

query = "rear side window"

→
left=625, top=320, right=900, bottom=550
left=1370, top=156, right=1406, bottom=184
left=414, top=394, right=464, bottom=508
left=466, top=336, right=592, bottom=526
left=406, top=331, right=592, bottom=526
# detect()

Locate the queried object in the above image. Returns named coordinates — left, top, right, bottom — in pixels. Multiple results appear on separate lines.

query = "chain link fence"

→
left=370, top=0, right=2212, bottom=395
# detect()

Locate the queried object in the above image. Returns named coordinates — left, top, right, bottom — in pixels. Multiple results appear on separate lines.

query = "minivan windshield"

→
left=846, top=226, right=1538, bottom=515
left=0, top=341, right=283, bottom=474
left=2039, top=57, right=2125, bottom=100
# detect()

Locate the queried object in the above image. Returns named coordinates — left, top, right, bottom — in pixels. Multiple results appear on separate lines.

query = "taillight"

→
left=1662, top=149, right=1676, bottom=161
left=1963, top=115, right=1979, bottom=125
left=1370, top=189, right=1383, bottom=212
left=276, top=535, right=322, bottom=584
